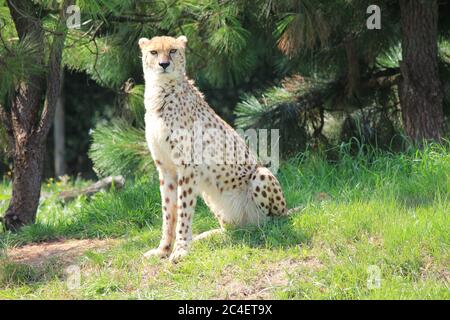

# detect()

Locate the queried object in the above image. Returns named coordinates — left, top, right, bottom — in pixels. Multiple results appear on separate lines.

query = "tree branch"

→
left=107, top=14, right=177, bottom=24
left=275, top=68, right=401, bottom=116
left=362, top=68, right=401, bottom=89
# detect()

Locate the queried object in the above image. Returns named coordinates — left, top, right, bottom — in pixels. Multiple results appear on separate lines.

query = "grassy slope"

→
left=0, top=144, right=449, bottom=299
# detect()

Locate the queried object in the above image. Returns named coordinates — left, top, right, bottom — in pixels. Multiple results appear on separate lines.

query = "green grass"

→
left=0, top=143, right=449, bottom=299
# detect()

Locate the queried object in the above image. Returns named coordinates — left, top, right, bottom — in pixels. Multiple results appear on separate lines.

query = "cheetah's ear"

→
left=138, top=37, right=150, bottom=49
left=177, top=35, right=188, bottom=48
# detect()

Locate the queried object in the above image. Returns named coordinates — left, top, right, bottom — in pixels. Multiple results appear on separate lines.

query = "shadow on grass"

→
left=222, top=216, right=311, bottom=249
left=0, top=257, right=67, bottom=288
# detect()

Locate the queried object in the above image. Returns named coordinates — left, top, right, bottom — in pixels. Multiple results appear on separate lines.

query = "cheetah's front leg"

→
left=144, top=168, right=177, bottom=259
left=169, top=169, right=198, bottom=263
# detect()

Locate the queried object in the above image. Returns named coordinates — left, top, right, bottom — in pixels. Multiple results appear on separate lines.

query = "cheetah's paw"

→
left=143, top=247, right=170, bottom=259
left=168, top=247, right=189, bottom=263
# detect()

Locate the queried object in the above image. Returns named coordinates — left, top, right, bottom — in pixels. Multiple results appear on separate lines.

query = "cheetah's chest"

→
left=144, top=111, right=175, bottom=170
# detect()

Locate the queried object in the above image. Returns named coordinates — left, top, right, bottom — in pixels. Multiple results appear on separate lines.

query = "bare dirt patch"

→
left=217, top=257, right=323, bottom=300
left=5, top=239, right=117, bottom=267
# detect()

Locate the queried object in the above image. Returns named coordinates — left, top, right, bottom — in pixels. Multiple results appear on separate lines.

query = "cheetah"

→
left=139, top=35, right=291, bottom=262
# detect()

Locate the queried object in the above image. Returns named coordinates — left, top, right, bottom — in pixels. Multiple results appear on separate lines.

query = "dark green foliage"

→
left=0, top=36, right=45, bottom=99
left=89, top=120, right=151, bottom=177
left=120, top=83, right=145, bottom=128
left=62, top=0, right=278, bottom=90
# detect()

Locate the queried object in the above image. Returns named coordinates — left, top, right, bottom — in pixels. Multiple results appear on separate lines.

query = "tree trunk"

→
left=344, top=37, right=360, bottom=98
left=54, top=70, right=66, bottom=177
left=4, top=137, right=45, bottom=230
left=399, top=0, right=444, bottom=142
left=2, top=0, right=45, bottom=231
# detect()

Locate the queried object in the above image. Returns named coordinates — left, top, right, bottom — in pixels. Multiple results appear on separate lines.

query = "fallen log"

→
left=57, top=176, right=125, bottom=202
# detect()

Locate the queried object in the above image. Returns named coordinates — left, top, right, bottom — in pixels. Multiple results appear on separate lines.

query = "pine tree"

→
left=0, top=0, right=74, bottom=230
left=235, top=0, right=450, bottom=146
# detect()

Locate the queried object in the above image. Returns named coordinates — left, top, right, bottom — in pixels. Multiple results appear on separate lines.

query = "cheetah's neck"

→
left=144, top=77, right=178, bottom=111
left=144, top=75, right=202, bottom=114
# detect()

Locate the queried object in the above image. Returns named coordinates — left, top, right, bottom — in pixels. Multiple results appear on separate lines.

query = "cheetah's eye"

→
left=150, top=50, right=157, bottom=55
left=169, top=49, right=177, bottom=54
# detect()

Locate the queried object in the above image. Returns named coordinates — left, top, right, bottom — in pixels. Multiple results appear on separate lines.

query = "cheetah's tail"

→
left=285, top=205, right=304, bottom=216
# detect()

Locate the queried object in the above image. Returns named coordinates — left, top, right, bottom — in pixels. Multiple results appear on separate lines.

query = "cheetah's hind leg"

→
left=250, top=167, right=288, bottom=216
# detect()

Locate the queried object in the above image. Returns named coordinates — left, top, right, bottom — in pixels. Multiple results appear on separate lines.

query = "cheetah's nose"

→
left=159, top=61, right=170, bottom=70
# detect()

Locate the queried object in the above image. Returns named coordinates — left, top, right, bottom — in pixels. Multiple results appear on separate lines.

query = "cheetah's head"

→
left=139, top=35, right=187, bottom=81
